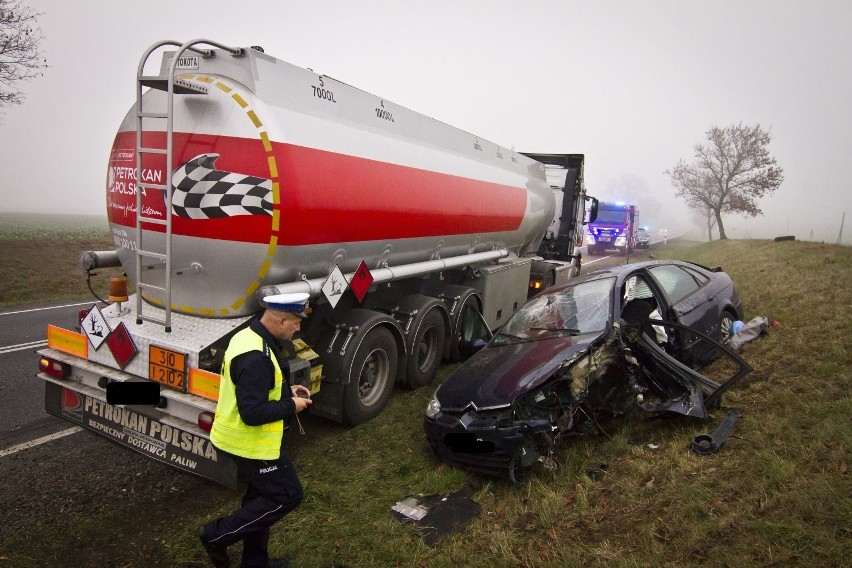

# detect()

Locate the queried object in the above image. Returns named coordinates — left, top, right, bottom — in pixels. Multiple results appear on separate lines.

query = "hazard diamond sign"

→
left=105, top=322, right=138, bottom=369
left=321, top=265, right=348, bottom=309
left=81, top=304, right=111, bottom=350
left=349, top=261, right=374, bottom=303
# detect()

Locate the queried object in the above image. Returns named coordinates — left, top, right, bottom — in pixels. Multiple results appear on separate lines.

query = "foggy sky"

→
left=1, top=0, right=850, bottom=244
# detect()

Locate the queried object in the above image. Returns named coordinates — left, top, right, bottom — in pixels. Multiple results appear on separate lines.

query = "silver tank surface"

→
left=106, top=48, right=553, bottom=317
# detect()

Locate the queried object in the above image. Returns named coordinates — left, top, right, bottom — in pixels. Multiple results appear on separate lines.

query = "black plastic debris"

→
left=689, top=408, right=742, bottom=455
left=391, top=486, right=481, bottom=545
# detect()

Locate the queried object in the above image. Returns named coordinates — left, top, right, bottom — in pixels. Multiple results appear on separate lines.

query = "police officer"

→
left=200, top=292, right=313, bottom=568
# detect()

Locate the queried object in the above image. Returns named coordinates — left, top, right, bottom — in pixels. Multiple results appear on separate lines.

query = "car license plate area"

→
left=444, top=433, right=496, bottom=454
left=599, top=237, right=611, bottom=242
left=148, top=345, right=187, bottom=392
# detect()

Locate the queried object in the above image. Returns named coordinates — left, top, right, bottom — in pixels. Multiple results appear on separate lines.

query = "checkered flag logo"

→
left=171, top=153, right=273, bottom=219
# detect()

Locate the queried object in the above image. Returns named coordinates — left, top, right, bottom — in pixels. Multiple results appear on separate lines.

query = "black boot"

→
left=199, top=524, right=231, bottom=568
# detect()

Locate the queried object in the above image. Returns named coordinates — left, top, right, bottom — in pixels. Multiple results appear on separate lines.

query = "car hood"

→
left=437, top=331, right=604, bottom=410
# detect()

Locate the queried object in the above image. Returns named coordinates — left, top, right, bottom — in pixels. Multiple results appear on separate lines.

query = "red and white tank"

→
left=106, top=46, right=553, bottom=317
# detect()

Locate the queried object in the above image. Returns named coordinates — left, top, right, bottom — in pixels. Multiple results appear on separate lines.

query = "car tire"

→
left=719, top=310, right=737, bottom=342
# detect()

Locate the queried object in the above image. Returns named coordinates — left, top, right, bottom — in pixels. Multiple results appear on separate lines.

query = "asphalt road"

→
left=0, top=299, right=97, bottom=448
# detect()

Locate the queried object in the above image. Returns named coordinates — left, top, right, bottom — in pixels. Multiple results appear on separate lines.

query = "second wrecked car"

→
left=424, top=260, right=752, bottom=483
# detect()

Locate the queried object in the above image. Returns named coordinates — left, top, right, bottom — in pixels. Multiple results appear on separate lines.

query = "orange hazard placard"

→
left=148, top=345, right=187, bottom=391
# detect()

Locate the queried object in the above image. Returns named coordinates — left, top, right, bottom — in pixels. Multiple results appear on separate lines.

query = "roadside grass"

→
left=0, top=213, right=122, bottom=307
left=2, top=222, right=849, bottom=567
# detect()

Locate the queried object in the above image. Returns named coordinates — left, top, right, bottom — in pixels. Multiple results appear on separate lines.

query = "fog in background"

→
left=1, top=0, right=849, bottom=244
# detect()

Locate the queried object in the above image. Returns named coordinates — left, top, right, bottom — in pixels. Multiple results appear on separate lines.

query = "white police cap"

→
left=263, top=292, right=310, bottom=317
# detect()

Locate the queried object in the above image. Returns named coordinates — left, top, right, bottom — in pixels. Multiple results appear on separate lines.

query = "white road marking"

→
left=0, top=426, right=83, bottom=458
left=0, top=301, right=94, bottom=317
left=0, top=340, right=48, bottom=355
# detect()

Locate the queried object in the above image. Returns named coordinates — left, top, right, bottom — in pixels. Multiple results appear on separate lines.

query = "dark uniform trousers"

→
left=203, top=450, right=303, bottom=567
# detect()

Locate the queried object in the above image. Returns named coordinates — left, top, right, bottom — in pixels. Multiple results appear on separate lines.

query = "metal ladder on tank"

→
left=134, top=39, right=244, bottom=331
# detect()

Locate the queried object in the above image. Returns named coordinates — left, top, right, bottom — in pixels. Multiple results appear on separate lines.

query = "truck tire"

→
left=436, top=285, right=483, bottom=363
left=342, top=326, right=398, bottom=425
left=405, top=308, right=446, bottom=389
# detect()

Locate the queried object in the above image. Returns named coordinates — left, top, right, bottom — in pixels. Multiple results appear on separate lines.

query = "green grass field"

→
left=0, top=213, right=120, bottom=307
left=2, top=216, right=849, bottom=567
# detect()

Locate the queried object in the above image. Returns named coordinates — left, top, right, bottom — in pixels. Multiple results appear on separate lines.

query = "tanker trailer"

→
left=36, top=39, right=589, bottom=485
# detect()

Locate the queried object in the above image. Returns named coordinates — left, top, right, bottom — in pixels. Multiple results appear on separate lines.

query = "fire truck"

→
left=584, top=201, right=638, bottom=255
left=36, top=39, right=593, bottom=486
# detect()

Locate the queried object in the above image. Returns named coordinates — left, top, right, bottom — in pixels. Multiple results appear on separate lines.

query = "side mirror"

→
left=456, top=305, right=493, bottom=362
left=585, top=197, right=599, bottom=224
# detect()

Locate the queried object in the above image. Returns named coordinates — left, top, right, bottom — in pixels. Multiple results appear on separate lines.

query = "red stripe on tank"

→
left=275, top=144, right=526, bottom=245
left=106, top=132, right=527, bottom=245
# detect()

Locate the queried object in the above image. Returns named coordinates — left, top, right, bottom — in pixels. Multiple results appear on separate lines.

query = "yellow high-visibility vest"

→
left=210, top=327, right=285, bottom=459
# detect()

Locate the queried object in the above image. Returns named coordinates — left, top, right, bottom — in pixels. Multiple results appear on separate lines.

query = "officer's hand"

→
left=292, top=395, right=312, bottom=413
left=291, top=385, right=311, bottom=398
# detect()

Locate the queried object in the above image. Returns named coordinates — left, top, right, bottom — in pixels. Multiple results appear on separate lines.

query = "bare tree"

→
left=665, top=123, right=784, bottom=239
left=0, top=0, right=47, bottom=112
left=689, top=204, right=717, bottom=242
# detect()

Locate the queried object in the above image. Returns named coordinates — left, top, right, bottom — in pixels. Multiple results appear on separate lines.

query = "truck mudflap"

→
left=43, top=379, right=237, bottom=488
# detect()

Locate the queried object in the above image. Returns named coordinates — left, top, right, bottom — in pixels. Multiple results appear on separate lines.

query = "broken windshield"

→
left=494, top=277, right=614, bottom=344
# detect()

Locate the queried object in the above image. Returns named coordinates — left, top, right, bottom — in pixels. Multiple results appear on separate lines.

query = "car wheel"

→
left=719, top=310, right=737, bottom=342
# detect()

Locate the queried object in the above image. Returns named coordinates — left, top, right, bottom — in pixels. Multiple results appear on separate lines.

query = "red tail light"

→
left=198, top=411, right=215, bottom=432
left=39, top=357, right=70, bottom=379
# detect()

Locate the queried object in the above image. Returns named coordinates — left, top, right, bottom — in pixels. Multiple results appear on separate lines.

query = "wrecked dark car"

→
left=424, top=260, right=752, bottom=483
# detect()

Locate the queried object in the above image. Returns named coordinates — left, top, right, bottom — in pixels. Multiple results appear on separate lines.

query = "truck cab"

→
left=585, top=202, right=638, bottom=255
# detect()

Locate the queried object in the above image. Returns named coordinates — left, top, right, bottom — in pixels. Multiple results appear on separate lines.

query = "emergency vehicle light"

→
left=198, top=411, right=215, bottom=432
left=108, top=276, right=129, bottom=303
left=39, top=357, right=70, bottom=379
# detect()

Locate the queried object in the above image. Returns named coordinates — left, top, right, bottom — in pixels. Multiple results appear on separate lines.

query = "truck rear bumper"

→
left=42, top=378, right=237, bottom=487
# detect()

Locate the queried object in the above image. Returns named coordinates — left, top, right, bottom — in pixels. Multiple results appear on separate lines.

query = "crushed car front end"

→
left=424, top=275, right=617, bottom=483
left=424, top=399, right=549, bottom=482
left=424, top=328, right=634, bottom=484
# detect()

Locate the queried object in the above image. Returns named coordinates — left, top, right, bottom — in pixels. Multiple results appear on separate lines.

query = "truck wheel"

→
left=405, top=308, right=446, bottom=389
left=342, top=327, right=398, bottom=425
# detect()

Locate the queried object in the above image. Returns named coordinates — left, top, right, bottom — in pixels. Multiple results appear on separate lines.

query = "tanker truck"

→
left=36, top=39, right=593, bottom=486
